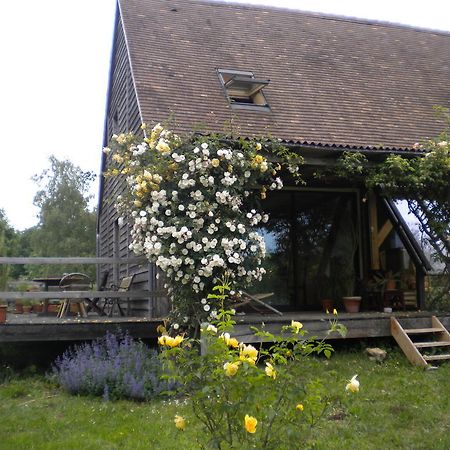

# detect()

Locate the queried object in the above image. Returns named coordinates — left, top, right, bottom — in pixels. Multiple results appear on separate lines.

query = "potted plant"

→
left=317, top=274, right=334, bottom=312
left=22, top=299, right=32, bottom=314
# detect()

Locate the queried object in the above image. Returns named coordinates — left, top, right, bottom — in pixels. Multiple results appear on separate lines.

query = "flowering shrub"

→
left=105, top=124, right=302, bottom=329
left=52, top=332, right=174, bottom=401
left=158, top=280, right=350, bottom=448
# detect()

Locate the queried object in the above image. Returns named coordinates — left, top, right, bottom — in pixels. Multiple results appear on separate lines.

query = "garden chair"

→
left=57, top=272, right=92, bottom=318
left=85, top=270, right=109, bottom=316
left=234, top=291, right=283, bottom=316
left=101, top=274, right=134, bottom=317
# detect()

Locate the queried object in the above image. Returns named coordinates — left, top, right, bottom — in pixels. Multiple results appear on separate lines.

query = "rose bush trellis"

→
left=104, top=123, right=302, bottom=330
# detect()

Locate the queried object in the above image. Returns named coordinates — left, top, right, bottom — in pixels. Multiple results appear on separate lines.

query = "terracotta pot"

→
left=385, top=279, right=397, bottom=290
left=342, top=296, right=362, bottom=313
left=48, top=304, right=60, bottom=314
left=320, top=298, right=334, bottom=313
left=22, top=305, right=32, bottom=314
left=0, top=305, right=6, bottom=323
left=32, top=304, right=43, bottom=314
left=15, top=303, right=24, bottom=314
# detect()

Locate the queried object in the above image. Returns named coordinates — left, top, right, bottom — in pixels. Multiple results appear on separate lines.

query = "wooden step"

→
left=403, top=327, right=443, bottom=334
left=423, top=354, right=450, bottom=362
left=414, top=341, right=450, bottom=349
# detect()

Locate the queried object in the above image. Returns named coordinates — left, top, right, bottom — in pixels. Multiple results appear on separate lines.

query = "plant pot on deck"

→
left=0, top=305, right=7, bottom=323
left=342, top=296, right=362, bottom=313
left=320, top=298, right=334, bottom=313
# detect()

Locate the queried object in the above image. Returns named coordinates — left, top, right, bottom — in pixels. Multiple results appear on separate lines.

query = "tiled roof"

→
left=118, top=0, right=450, bottom=151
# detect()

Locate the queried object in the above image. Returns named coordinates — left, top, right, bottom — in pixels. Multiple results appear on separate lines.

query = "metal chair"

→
left=101, top=275, right=134, bottom=317
left=57, top=273, right=92, bottom=318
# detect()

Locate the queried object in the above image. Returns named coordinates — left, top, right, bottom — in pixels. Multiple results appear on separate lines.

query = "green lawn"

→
left=1, top=348, right=449, bottom=449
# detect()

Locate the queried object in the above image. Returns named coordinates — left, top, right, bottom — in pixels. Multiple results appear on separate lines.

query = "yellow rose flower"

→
left=174, top=415, right=186, bottom=431
left=156, top=139, right=170, bottom=153
left=152, top=123, right=164, bottom=134
left=143, top=170, right=153, bottom=180
left=239, top=344, right=258, bottom=365
left=244, top=415, right=257, bottom=434
left=112, top=153, right=124, bottom=164
left=253, top=154, right=264, bottom=164
left=296, top=403, right=304, bottom=412
left=227, top=337, right=239, bottom=348
left=211, top=158, right=220, bottom=167
left=265, top=362, right=276, bottom=379
left=158, top=335, right=184, bottom=348
left=224, top=361, right=240, bottom=377
left=291, top=320, right=303, bottom=333
left=346, top=375, right=360, bottom=393
left=256, top=142, right=262, bottom=151
left=157, top=335, right=167, bottom=346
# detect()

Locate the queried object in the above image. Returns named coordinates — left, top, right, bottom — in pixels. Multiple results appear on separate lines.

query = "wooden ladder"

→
left=391, top=316, right=450, bottom=367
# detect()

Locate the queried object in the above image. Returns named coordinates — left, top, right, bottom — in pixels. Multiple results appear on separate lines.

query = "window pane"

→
left=250, top=190, right=359, bottom=310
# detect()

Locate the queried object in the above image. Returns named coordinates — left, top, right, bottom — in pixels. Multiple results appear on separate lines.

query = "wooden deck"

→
left=0, top=313, right=163, bottom=343
left=1, top=310, right=449, bottom=343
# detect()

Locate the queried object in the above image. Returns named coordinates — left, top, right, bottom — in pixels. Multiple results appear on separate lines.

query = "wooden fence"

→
left=0, top=257, right=163, bottom=318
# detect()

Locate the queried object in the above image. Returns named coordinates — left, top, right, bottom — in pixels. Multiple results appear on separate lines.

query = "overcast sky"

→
left=1, top=0, right=449, bottom=231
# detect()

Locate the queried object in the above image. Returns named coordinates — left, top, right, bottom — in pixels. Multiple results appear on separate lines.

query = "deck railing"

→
left=0, top=256, right=161, bottom=317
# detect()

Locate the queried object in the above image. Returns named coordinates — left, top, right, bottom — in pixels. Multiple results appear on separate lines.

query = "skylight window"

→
left=218, top=69, right=270, bottom=110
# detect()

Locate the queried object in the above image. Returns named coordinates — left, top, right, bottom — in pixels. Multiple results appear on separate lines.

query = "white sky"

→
left=1, top=0, right=449, bottom=231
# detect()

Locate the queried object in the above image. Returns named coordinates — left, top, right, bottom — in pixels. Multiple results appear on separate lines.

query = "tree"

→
left=30, top=156, right=97, bottom=277
left=0, top=209, right=20, bottom=288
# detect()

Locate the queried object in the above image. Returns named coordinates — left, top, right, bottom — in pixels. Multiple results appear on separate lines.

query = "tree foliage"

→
left=0, top=209, right=22, bottom=288
left=29, top=156, right=97, bottom=277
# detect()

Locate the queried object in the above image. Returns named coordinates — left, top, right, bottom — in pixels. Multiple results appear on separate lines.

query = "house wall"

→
left=98, top=14, right=170, bottom=317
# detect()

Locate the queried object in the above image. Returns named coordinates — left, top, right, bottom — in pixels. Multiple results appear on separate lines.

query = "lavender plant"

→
left=52, top=332, right=174, bottom=401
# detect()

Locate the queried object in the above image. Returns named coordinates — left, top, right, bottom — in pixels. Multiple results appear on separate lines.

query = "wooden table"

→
left=33, top=277, right=63, bottom=314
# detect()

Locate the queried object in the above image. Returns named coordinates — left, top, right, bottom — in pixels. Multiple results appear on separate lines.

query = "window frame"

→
left=217, top=68, right=271, bottom=112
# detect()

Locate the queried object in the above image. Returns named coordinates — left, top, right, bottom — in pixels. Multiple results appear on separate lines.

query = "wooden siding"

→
left=98, top=14, right=170, bottom=317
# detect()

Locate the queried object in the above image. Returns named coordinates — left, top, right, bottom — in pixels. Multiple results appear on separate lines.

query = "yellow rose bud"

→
left=346, top=375, right=360, bottom=393
left=244, top=415, right=257, bottom=434
left=265, top=362, right=276, bottom=379
left=133, top=200, right=142, bottom=208
left=174, top=415, right=186, bottom=431
left=256, top=142, right=262, bottom=151
left=296, top=403, right=304, bottom=412
left=333, top=308, right=338, bottom=316
left=291, top=320, right=303, bottom=333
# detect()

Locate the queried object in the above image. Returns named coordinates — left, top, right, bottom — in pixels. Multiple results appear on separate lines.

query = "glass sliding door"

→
left=251, top=190, right=360, bottom=310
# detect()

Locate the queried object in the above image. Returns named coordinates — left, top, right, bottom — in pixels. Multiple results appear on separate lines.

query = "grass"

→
left=1, top=347, right=449, bottom=449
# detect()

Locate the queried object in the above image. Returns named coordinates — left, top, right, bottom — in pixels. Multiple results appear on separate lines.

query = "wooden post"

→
left=368, top=191, right=380, bottom=269
left=416, top=270, right=426, bottom=310
left=148, top=262, right=155, bottom=318
left=368, top=191, right=393, bottom=270
left=113, top=221, right=119, bottom=288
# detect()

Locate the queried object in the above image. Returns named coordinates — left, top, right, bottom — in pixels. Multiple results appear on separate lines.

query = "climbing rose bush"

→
left=158, top=280, right=350, bottom=449
left=105, top=124, right=302, bottom=328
